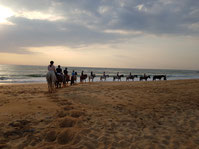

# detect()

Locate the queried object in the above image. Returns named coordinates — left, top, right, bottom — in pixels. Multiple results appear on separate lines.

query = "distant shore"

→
left=0, top=79, right=199, bottom=148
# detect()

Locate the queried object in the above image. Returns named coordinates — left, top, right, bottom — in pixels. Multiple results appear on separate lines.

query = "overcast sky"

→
left=0, top=0, right=198, bottom=69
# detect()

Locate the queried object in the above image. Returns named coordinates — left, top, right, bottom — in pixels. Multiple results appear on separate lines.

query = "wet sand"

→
left=0, top=80, right=199, bottom=149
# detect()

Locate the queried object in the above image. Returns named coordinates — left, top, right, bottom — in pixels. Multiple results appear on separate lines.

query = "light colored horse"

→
left=89, top=74, right=96, bottom=82
left=100, top=75, right=109, bottom=81
left=46, top=71, right=56, bottom=93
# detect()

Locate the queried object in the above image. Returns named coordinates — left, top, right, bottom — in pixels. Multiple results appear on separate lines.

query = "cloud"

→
left=0, top=0, right=199, bottom=54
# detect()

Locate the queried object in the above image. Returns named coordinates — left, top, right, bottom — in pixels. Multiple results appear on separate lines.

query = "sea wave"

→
left=0, top=77, right=8, bottom=80
left=23, top=74, right=46, bottom=77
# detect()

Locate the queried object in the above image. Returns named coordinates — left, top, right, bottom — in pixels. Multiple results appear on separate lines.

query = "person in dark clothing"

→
left=91, top=71, right=94, bottom=77
left=56, top=65, right=62, bottom=74
left=103, top=71, right=106, bottom=77
left=64, top=67, right=68, bottom=75
left=71, top=70, right=75, bottom=85
left=81, top=71, right=84, bottom=76
left=117, top=72, right=119, bottom=77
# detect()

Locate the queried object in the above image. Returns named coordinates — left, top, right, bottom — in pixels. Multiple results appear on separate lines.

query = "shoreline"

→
left=0, top=79, right=199, bottom=148
left=0, top=78, right=199, bottom=86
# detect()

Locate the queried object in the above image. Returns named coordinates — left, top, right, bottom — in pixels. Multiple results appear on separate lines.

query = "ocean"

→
left=0, top=64, right=199, bottom=84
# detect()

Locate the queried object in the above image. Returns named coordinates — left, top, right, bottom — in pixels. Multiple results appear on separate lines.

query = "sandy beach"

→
left=0, top=80, right=199, bottom=149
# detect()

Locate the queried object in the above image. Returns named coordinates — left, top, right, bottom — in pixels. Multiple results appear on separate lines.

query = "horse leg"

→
left=48, top=82, right=51, bottom=93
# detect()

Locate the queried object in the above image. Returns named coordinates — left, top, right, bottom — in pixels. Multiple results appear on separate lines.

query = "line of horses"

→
left=46, top=71, right=167, bottom=92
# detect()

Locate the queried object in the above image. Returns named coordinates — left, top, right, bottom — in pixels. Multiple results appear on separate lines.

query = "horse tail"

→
left=46, top=71, right=56, bottom=92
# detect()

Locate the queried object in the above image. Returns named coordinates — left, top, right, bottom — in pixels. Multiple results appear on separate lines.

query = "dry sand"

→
left=0, top=80, right=199, bottom=149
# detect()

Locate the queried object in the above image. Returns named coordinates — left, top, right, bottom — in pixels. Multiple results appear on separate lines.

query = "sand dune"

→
left=0, top=80, right=199, bottom=149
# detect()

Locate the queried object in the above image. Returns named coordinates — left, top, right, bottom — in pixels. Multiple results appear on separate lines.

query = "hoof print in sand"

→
left=70, top=110, right=84, bottom=118
left=63, top=105, right=74, bottom=111
left=9, top=120, right=30, bottom=128
left=57, top=128, right=76, bottom=145
left=45, top=130, right=57, bottom=142
left=59, top=117, right=77, bottom=128
left=57, top=111, right=67, bottom=118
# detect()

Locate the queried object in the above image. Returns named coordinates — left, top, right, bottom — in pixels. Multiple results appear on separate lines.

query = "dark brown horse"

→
left=139, top=75, right=150, bottom=81
left=80, top=74, right=87, bottom=82
left=126, top=75, right=138, bottom=81
left=63, top=74, right=70, bottom=86
left=55, top=73, right=64, bottom=88
left=113, top=75, right=124, bottom=81
left=153, top=75, right=167, bottom=81
left=71, top=72, right=78, bottom=85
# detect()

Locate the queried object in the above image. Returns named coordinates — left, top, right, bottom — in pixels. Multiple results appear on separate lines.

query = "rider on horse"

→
left=91, top=71, right=94, bottom=77
left=71, top=70, right=76, bottom=85
left=117, top=72, right=119, bottom=77
left=103, top=71, right=106, bottom=77
left=56, top=65, right=63, bottom=75
left=64, top=67, right=68, bottom=75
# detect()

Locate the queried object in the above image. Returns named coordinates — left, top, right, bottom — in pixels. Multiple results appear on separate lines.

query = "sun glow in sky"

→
left=0, top=0, right=199, bottom=70
left=0, top=5, right=14, bottom=24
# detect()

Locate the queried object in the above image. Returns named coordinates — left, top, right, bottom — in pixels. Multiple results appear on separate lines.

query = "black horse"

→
left=139, top=75, right=150, bottom=81
left=126, top=75, right=138, bottom=81
left=153, top=75, right=167, bottom=81
left=80, top=74, right=87, bottom=82
left=113, top=75, right=124, bottom=81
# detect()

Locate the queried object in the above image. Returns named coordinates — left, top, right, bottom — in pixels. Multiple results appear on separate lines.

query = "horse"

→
left=65, top=75, right=71, bottom=84
left=126, top=75, right=138, bottom=81
left=153, top=75, right=167, bottom=81
left=100, top=75, right=109, bottom=81
left=71, top=72, right=78, bottom=85
left=63, top=74, right=70, bottom=86
left=139, top=75, right=150, bottom=81
left=46, top=71, right=56, bottom=93
left=55, top=73, right=64, bottom=88
left=89, top=74, right=96, bottom=82
left=113, top=75, right=124, bottom=81
left=80, top=74, right=87, bottom=82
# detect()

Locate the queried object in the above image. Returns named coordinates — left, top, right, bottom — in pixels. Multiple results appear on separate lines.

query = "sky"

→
left=0, top=0, right=198, bottom=70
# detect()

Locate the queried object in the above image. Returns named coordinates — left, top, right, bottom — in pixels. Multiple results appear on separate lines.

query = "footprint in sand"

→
left=57, top=128, right=77, bottom=145
left=59, top=117, right=77, bottom=128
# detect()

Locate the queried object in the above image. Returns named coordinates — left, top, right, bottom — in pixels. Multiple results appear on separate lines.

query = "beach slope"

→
left=0, top=80, right=199, bottom=149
